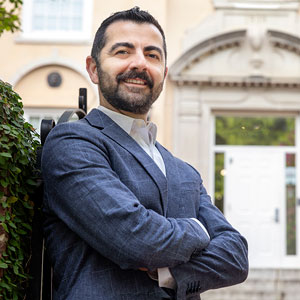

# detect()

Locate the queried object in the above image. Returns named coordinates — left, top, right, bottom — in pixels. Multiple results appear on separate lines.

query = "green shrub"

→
left=0, top=79, right=40, bottom=299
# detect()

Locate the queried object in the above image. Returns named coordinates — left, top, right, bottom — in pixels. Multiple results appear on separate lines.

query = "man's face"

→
left=96, top=21, right=167, bottom=116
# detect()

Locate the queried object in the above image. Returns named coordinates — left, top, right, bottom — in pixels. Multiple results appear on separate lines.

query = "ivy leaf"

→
left=16, top=229, right=26, bottom=235
left=7, top=196, right=18, bottom=204
left=0, top=152, right=12, bottom=158
left=23, top=201, right=33, bottom=209
left=26, top=178, right=37, bottom=186
left=8, top=221, right=17, bottom=229
left=0, top=262, right=8, bottom=268
left=1, top=125, right=11, bottom=131
left=1, top=222, right=9, bottom=232
left=2, top=201, right=9, bottom=208
left=10, top=239, right=19, bottom=248
left=0, top=179, right=9, bottom=188
left=13, top=265, right=19, bottom=275
left=22, top=223, right=32, bottom=230
left=8, top=245, right=16, bottom=252
left=0, top=281, right=11, bottom=290
left=0, top=135, right=9, bottom=142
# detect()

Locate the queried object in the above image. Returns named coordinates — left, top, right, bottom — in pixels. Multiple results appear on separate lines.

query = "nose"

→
left=129, top=50, right=148, bottom=71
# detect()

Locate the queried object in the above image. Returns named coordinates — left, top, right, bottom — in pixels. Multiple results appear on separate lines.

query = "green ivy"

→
left=0, top=79, right=40, bottom=299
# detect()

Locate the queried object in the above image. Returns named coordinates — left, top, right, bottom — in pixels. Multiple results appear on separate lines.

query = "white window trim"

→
left=23, top=107, right=69, bottom=134
left=16, top=0, right=93, bottom=44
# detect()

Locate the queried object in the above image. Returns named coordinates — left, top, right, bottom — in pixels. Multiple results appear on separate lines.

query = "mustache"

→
left=116, top=70, right=153, bottom=88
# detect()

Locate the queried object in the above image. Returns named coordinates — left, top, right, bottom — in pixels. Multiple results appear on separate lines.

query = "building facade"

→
left=1, top=0, right=300, bottom=298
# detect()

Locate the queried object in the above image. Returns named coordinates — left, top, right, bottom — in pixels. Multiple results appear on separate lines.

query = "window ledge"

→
left=15, top=34, right=91, bottom=45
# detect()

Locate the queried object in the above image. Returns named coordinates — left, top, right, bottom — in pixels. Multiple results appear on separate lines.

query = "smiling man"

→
left=42, top=7, right=248, bottom=300
left=87, top=18, right=167, bottom=119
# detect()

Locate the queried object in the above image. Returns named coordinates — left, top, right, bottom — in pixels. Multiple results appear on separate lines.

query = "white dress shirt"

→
left=97, top=105, right=209, bottom=289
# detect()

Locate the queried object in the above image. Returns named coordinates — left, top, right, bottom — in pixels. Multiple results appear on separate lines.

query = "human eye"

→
left=147, top=52, right=160, bottom=60
left=115, top=49, right=129, bottom=55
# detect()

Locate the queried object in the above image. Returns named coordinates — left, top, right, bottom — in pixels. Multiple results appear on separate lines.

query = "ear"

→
left=86, top=56, right=99, bottom=84
left=164, top=66, right=168, bottom=80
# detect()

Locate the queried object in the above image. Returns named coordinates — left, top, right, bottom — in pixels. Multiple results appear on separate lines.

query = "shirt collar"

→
left=97, top=105, right=157, bottom=145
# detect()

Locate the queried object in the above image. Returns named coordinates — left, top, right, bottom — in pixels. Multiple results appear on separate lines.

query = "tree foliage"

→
left=0, top=0, right=23, bottom=36
left=215, top=116, right=295, bottom=146
left=0, top=80, right=40, bottom=299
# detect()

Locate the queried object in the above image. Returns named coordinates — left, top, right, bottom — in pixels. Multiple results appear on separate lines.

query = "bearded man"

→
left=42, top=7, right=248, bottom=300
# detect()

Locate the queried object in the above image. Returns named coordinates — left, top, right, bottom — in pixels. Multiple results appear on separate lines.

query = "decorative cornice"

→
left=172, top=75, right=300, bottom=88
left=213, top=0, right=300, bottom=11
left=169, top=30, right=246, bottom=78
left=268, top=30, right=300, bottom=55
left=170, top=28, right=300, bottom=88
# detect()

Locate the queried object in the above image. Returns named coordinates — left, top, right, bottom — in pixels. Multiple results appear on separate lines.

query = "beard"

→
left=97, top=65, right=164, bottom=115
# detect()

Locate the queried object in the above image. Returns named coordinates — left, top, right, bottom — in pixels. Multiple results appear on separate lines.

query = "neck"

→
left=100, top=99, right=148, bottom=122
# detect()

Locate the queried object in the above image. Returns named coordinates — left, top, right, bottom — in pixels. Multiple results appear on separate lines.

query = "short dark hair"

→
left=91, top=7, right=167, bottom=65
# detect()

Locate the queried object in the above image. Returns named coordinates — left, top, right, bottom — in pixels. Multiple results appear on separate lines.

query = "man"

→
left=42, top=7, right=248, bottom=300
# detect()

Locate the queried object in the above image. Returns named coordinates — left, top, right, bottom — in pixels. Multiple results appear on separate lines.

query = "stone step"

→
left=201, top=269, right=300, bottom=300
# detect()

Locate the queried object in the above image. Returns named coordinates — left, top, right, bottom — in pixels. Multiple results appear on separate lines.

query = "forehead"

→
left=104, top=21, right=164, bottom=52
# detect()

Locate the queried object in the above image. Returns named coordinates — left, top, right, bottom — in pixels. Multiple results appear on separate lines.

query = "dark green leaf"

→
left=0, top=262, right=8, bottom=268
left=1, top=222, right=8, bottom=232
left=0, top=152, right=11, bottom=158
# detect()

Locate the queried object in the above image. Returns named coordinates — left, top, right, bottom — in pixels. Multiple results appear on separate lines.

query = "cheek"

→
left=152, top=69, right=165, bottom=84
left=104, top=59, right=130, bottom=76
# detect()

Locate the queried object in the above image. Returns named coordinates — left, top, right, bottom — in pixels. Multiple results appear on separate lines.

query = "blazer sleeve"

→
left=170, top=178, right=248, bottom=299
left=41, top=122, right=210, bottom=271
left=170, top=173, right=249, bottom=300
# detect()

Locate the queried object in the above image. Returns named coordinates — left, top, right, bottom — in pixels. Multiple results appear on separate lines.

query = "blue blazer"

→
left=42, top=109, right=248, bottom=300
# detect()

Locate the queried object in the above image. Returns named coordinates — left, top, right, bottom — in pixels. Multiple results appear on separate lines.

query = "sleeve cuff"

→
left=158, top=267, right=176, bottom=289
left=191, top=218, right=210, bottom=239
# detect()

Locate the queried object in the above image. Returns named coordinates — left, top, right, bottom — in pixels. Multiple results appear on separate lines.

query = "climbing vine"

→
left=0, top=80, right=39, bottom=299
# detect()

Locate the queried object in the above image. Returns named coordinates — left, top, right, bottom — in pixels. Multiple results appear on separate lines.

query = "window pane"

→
left=48, top=1, right=57, bottom=15
left=31, top=0, right=84, bottom=32
left=32, top=16, right=45, bottom=30
left=61, top=0, right=70, bottom=12
left=73, top=1, right=82, bottom=14
left=47, top=16, right=57, bottom=30
left=286, top=153, right=297, bottom=255
left=215, top=116, right=295, bottom=146
left=60, top=17, right=70, bottom=30
left=71, top=17, right=82, bottom=30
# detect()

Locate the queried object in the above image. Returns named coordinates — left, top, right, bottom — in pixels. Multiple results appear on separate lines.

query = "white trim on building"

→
left=17, top=0, right=93, bottom=44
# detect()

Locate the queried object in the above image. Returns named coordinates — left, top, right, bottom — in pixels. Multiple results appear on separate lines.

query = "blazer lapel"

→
left=156, top=142, right=183, bottom=217
left=85, top=109, right=168, bottom=215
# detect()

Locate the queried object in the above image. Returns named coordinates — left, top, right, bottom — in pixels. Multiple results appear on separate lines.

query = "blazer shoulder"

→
left=46, top=118, right=95, bottom=140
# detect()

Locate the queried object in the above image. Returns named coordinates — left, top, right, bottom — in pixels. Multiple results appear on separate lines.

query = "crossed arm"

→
left=42, top=122, right=248, bottom=297
left=170, top=183, right=248, bottom=298
left=139, top=182, right=248, bottom=296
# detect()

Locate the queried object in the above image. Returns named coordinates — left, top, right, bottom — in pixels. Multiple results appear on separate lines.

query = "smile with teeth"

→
left=124, top=78, right=147, bottom=85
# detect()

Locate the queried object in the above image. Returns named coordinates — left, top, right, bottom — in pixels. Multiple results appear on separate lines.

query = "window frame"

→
left=18, top=0, right=93, bottom=44
left=23, top=107, right=70, bottom=134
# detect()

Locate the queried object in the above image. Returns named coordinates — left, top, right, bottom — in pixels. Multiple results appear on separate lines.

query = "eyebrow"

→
left=108, top=43, right=163, bottom=58
left=109, top=42, right=134, bottom=53
left=144, top=46, right=163, bottom=58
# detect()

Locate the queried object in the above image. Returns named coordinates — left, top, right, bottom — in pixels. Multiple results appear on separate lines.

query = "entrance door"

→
left=224, top=148, right=285, bottom=268
left=214, top=115, right=299, bottom=267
